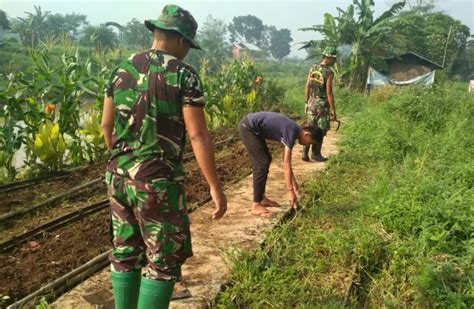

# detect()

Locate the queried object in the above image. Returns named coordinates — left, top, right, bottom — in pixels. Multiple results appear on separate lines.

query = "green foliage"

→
left=0, top=43, right=110, bottom=180
left=12, top=5, right=51, bottom=48
left=42, top=13, right=88, bottom=39
left=123, top=18, right=152, bottom=50
left=269, top=28, right=293, bottom=60
left=10, top=6, right=87, bottom=48
left=197, top=16, right=230, bottom=72
left=35, top=296, right=50, bottom=309
left=0, top=295, right=11, bottom=307
left=201, top=58, right=284, bottom=128
left=388, top=11, right=471, bottom=76
left=31, top=120, right=66, bottom=171
left=0, top=94, right=25, bottom=182
left=79, top=25, right=118, bottom=52
left=228, top=15, right=293, bottom=60
left=217, top=83, right=473, bottom=307
left=301, top=0, right=406, bottom=89
left=79, top=110, right=106, bottom=162
left=0, top=9, right=11, bottom=30
left=228, top=15, right=265, bottom=46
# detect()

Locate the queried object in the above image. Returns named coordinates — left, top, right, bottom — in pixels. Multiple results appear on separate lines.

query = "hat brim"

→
left=145, top=20, right=201, bottom=50
left=322, top=54, right=337, bottom=58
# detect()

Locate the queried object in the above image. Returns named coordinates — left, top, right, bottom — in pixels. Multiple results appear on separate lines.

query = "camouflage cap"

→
left=322, top=47, right=337, bottom=58
left=145, top=4, right=201, bottom=49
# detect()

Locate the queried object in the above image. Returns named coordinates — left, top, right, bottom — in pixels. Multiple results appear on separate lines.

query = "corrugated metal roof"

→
left=384, top=52, right=443, bottom=69
left=233, top=42, right=261, bottom=51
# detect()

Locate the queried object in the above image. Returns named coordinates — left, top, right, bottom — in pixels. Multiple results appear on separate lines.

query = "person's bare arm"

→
left=183, top=106, right=227, bottom=219
left=304, top=71, right=311, bottom=103
left=101, top=96, right=114, bottom=150
left=327, top=73, right=337, bottom=121
left=283, top=147, right=297, bottom=208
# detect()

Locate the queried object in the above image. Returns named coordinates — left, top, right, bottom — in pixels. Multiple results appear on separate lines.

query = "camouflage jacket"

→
left=105, top=50, right=205, bottom=183
left=307, top=64, right=333, bottom=100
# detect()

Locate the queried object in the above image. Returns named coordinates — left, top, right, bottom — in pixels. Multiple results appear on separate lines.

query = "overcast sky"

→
left=2, top=0, right=473, bottom=57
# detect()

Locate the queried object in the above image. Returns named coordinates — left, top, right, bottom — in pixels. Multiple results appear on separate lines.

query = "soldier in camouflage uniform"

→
left=101, top=5, right=227, bottom=309
left=302, top=47, right=338, bottom=162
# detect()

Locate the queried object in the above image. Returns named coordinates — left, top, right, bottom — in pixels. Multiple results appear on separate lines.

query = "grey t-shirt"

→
left=246, top=112, right=301, bottom=149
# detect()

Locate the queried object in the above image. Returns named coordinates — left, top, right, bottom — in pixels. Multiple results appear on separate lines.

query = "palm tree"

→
left=300, top=0, right=405, bottom=89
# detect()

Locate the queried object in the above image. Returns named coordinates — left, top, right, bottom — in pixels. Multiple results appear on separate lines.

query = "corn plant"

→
left=1, top=45, right=111, bottom=171
left=0, top=77, right=30, bottom=181
left=201, top=58, right=271, bottom=128
left=30, top=120, right=67, bottom=171
left=0, top=94, right=25, bottom=182
left=79, top=110, right=106, bottom=162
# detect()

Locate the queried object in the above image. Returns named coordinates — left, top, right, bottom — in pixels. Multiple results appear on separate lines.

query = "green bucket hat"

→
left=145, top=4, right=201, bottom=49
left=322, top=47, right=337, bottom=58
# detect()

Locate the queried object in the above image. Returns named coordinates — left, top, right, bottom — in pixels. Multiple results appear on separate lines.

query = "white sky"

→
left=1, top=0, right=473, bottom=57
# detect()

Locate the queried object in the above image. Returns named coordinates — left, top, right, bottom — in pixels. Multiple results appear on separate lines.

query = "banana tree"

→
left=300, top=0, right=405, bottom=89
left=14, top=5, right=50, bottom=48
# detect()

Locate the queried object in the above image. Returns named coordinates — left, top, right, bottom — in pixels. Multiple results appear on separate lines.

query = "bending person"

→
left=239, top=112, right=323, bottom=218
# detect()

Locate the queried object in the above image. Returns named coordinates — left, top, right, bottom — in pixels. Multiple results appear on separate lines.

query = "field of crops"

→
left=0, top=44, right=286, bottom=184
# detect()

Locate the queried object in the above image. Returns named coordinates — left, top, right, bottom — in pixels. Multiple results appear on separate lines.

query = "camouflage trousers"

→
left=105, top=171, right=192, bottom=281
left=306, top=98, right=330, bottom=134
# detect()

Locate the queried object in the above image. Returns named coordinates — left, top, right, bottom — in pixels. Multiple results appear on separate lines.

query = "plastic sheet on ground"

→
left=367, top=67, right=436, bottom=90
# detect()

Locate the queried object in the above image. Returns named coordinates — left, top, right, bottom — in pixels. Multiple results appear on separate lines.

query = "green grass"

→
left=215, top=83, right=474, bottom=308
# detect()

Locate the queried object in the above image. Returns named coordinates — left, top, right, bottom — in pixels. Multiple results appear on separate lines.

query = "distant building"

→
left=231, top=42, right=261, bottom=59
left=384, top=52, right=443, bottom=81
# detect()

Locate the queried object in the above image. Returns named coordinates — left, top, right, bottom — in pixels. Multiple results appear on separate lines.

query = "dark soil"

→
left=0, top=211, right=110, bottom=303
left=0, top=163, right=105, bottom=215
left=0, top=139, right=284, bottom=306
left=0, top=128, right=237, bottom=217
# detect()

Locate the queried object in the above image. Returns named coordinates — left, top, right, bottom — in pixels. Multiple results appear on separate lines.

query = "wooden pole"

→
left=442, top=25, right=453, bottom=68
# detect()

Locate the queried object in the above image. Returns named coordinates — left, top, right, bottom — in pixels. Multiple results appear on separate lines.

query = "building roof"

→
left=384, top=52, right=443, bottom=70
left=232, top=42, right=261, bottom=51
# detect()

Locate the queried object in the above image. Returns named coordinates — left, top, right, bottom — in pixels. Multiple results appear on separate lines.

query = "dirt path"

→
left=53, top=129, right=340, bottom=309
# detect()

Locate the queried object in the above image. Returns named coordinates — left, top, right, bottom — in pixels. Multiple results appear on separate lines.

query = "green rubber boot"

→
left=137, top=277, right=175, bottom=309
left=111, top=270, right=141, bottom=309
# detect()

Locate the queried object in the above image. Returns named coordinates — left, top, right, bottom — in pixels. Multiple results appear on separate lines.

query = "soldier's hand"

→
left=330, top=112, right=337, bottom=121
left=210, top=187, right=227, bottom=220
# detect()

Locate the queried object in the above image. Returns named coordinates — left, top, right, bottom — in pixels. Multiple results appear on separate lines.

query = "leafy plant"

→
left=300, top=0, right=405, bottom=89
left=79, top=110, right=106, bottom=162
left=30, top=120, right=66, bottom=171
left=201, top=58, right=282, bottom=128
left=0, top=91, right=26, bottom=182
left=0, top=122, right=24, bottom=182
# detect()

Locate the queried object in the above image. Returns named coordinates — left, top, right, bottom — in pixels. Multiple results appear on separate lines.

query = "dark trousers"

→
left=303, top=135, right=324, bottom=157
left=239, top=117, right=272, bottom=203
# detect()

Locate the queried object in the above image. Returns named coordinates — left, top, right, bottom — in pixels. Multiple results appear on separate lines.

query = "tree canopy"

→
left=0, top=10, right=11, bottom=30
left=79, top=25, right=117, bottom=51
left=228, top=15, right=265, bottom=45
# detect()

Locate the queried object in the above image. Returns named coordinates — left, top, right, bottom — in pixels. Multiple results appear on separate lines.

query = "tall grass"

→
left=215, top=83, right=474, bottom=307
